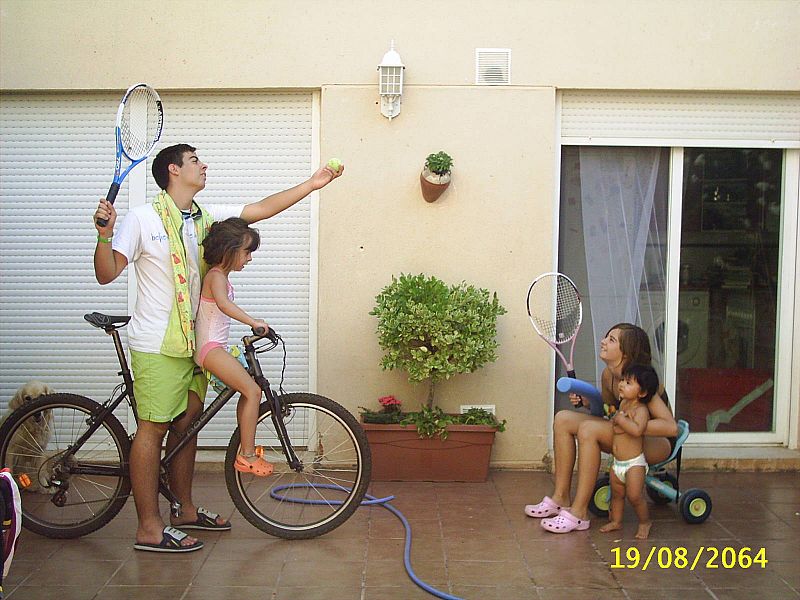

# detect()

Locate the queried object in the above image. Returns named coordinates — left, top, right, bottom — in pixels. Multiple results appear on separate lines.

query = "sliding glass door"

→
left=677, top=149, right=783, bottom=434
left=558, top=145, right=797, bottom=443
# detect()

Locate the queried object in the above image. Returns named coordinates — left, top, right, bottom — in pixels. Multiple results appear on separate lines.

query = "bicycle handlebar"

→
left=245, top=326, right=279, bottom=345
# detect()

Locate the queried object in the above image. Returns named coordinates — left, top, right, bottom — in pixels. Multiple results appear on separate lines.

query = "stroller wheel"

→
left=679, top=488, right=712, bottom=524
left=588, top=474, right=611, bottom=518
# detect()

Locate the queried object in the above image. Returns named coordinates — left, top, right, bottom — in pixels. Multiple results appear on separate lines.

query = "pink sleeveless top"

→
left=194, top=268, right=234, bottom=368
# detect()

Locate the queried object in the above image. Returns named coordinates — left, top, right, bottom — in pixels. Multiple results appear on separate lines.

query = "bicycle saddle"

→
left=84, top=312, right=131, bottom=330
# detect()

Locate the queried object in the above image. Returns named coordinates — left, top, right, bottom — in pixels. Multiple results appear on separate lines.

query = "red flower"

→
left=378, top=395, right=402, bottom=412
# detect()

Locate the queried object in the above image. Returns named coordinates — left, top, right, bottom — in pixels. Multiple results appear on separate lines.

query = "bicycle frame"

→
left=157, top=331, right=303, bottom=514
left=241, top=333, right=303, bottom=471
left=58, top=324, right=304, bottom=517
left=56, top=327, right=135, bottom=482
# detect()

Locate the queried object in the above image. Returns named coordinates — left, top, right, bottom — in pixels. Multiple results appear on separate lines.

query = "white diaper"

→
left=611, top=453, right=648, bottom=483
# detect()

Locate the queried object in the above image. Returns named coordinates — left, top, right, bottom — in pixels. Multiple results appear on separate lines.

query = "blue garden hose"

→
left=271, top=483, right=464, bottom=600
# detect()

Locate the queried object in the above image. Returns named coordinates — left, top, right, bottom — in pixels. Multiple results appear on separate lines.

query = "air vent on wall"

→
left=475, top=48, right=511, bottom=85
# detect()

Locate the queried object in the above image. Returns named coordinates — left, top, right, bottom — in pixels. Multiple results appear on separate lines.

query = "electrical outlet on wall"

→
left=459, top=404, right=496, bottom=415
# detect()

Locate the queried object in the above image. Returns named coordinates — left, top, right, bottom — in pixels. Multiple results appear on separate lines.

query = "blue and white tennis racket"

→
left=96, top=83, right=163, bottom=226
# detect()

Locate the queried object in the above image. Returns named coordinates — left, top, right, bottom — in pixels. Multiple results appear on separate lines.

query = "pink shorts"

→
left=195, top=342, right=224, bottom=369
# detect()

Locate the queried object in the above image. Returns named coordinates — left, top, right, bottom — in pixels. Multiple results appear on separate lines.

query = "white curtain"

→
left=579, top=147, right=665, bottom=380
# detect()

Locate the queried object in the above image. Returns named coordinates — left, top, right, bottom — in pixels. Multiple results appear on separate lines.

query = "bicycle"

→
left=0, top=312, right=371, bottom=540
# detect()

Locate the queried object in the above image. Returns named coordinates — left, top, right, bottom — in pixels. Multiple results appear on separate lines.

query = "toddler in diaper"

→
left=599, top=363, right=659, bottom=540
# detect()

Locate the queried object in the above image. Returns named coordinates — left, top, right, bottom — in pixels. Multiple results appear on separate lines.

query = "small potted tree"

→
left=364, top=273, right=506, bottom=481
left=420, top=151, right=453, bottom=202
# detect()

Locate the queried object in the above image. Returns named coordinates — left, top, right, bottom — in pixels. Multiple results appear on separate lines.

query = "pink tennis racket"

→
left=526, top=272, right=583, bottom=378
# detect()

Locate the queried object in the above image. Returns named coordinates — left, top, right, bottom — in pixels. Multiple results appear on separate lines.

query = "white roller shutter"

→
left=0, top=91, right=314, bottom=446
left=0, top=92, right=131, bottom=426
left=147, top=91, right=313, bottom=445
left=560, top=90, right=800, bottom=148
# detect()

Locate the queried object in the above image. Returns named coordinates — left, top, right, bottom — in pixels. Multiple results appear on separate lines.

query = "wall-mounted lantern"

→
left=378, top=41, right=404, bottom=120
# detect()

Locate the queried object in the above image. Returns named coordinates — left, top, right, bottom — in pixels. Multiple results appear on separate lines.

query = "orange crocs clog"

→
left=234, top=451, right=274, bottom=477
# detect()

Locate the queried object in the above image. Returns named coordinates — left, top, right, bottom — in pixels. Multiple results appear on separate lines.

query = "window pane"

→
left=677, top=148, right=783, bottom=433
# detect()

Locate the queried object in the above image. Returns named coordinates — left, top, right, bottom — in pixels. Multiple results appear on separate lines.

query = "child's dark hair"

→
left=202, top=218, right=260, bottom=270
left=621, top=363, right=659, bottom=404
left=152, top=143, right=196, bottom=190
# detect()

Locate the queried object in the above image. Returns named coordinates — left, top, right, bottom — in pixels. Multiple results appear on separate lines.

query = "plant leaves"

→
left=370, top=274, right=507, bottom=405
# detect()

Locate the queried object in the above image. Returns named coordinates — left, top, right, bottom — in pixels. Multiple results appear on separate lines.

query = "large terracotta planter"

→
left=361, top=422, right=496, bottom=482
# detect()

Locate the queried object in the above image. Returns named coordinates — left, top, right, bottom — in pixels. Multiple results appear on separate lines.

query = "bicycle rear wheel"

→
left=225, top=392, right=371, bottom=539
left=0, top=393, right=131, bottom=538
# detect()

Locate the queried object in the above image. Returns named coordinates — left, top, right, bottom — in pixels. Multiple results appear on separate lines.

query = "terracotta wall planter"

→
left=361, top=422, right=496, bottom=482
left=419, top=168, right=451, bottom=202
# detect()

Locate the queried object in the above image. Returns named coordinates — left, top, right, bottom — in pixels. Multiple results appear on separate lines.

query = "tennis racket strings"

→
left=119, top=86, right=162, bottom=160
left=528, top=274, right=581, bottom=344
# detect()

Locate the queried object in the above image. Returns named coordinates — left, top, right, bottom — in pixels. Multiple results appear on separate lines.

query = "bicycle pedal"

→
left=17, top=473, right=31, bottom=489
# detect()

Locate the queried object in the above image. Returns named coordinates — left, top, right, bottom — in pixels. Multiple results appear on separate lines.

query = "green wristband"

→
left=97, top=234, right=113, bottom=244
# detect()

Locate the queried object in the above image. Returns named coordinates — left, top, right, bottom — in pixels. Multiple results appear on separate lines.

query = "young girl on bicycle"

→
left=195, top=217, right=273, bottom=476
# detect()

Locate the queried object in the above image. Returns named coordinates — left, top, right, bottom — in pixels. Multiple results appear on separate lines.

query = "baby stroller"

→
left=558, top=378, right=713, bottom=524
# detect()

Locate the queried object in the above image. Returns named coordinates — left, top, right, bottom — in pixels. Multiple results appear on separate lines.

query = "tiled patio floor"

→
left=4, top=470, right=799, bottom=599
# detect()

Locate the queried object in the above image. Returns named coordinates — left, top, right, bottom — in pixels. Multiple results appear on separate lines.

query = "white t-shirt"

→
left=112, top=202, right=244, bottom=354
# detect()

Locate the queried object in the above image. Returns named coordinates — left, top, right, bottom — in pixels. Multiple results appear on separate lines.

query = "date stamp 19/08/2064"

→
left=611, top=546, right=768, bottom=571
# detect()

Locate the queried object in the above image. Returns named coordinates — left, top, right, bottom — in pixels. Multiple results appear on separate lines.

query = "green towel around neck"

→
left=151, top=190, right=215, bottom=358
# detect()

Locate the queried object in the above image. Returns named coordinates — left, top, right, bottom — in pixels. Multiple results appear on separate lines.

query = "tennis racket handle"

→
left=556, top=377, right=604, bottom=417
left=96, top=182, right=120, bottom=227
left=565, top=371, right=582, bottom=410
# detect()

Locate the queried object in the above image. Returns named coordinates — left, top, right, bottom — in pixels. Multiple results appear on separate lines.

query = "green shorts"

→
left=130, top=350, right=209, bottom=423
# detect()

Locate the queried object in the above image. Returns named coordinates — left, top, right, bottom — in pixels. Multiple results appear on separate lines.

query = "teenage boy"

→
left=93, top=144, right=342, bottom=552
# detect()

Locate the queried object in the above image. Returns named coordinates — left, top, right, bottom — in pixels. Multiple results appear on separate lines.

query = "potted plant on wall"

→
left=420, top=151, right=453, bottom=202
left=363, top=273, right=506, bottom=481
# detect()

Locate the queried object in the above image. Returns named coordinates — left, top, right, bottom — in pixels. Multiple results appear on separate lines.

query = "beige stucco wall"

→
left=1, top=0, right=798, bottom=91
left=318, top=85, right=557, bottom=466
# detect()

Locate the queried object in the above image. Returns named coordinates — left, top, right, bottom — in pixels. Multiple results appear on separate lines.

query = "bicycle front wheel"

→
left=0, top=393, right=131, bottom=538
left=225, top=392, right=371, bottom=539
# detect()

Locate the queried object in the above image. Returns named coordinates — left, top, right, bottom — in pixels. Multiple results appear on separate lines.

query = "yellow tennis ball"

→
left=327, top=158, right=343, bottom=172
